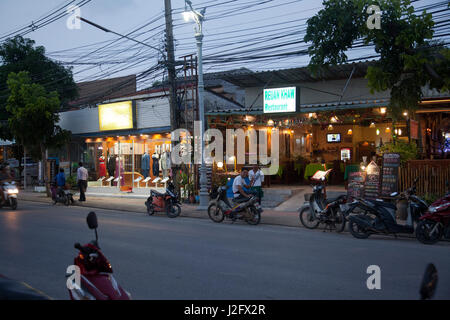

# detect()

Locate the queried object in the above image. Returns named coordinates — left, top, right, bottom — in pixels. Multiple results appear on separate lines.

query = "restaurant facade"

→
left=205, top=61, right=450, bottom=185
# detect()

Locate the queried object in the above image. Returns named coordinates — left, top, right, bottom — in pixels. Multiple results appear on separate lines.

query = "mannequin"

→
left=152, top=151, right=160, bottom=177
left=107, top=153, right=116, bottom=177
left=115, top=156, right=125, bottom=185
left=98, top=155, right=106, bottom=178
left=141, top=152, right=150, bottom=178
left=160, top=151, right=171, bottom=178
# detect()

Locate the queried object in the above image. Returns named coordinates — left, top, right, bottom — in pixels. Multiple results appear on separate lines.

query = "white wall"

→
left=58, top=97, right=171, bottom=134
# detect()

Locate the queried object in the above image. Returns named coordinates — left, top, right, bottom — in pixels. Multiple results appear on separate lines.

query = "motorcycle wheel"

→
left=416, top=220, right=442, bottom=245
left=70, top=196, right=75, bottom=205
left=10, top=198, right=17, bottom=210
left=334, top=209, right=346, bottom=233
left=348, top=219, right=371, bottom=239
left=146, top=201, right=155, bottom=216
left=166, top=203, right=181, bottom=218
left=64, top=196, right=70, bottom=206
left=208, top=204, right=224, bottom=223
left=246, top=207, right=261, bottom=225
left=299, top=207, right=320, bottom=229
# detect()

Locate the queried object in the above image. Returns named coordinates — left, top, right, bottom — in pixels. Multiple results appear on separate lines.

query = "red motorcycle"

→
left=416, top=193, right=450, bottom=245
left=67, top=212, right=131, bottom=300
left=145, top=181, right=181, bottom=218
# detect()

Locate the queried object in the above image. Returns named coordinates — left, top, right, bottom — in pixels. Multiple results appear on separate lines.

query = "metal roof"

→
left=210, top=61, right=375, bottom=88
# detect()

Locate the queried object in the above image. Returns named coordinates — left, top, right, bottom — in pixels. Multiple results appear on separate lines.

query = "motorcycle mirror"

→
left=86, top=212, right=98, bottom=230
left=420, top=263, right=438, bottom=300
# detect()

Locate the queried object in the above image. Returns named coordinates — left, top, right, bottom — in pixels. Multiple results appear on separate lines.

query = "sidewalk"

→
left=18, top=191, right=302, bottom=228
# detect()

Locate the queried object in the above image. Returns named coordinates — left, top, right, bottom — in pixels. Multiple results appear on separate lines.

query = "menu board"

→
left=347, top=171, right=366, bottom=201
left=381, top=153, right=401, bottom=197
left=364, top=161, right=380, bottom=200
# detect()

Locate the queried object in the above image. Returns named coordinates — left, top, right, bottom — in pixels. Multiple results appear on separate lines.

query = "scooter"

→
left=51, top=183, right=74, bottom=206
left=0, top=181, right=19, bottom=210
left=299, top=170, right=347, bottom=232
left=416, top=191, right=450, bottom=245
left=344, top=178, right=428, bottom=239
left=208, top=185, right=262, bottom=225
left=145, top=181, right=181, bottom=218
left=67, top=211, right=131, bottom=300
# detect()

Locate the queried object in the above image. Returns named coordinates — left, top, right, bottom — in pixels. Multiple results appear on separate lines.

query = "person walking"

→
left=77, top=162, right=88, bottom=202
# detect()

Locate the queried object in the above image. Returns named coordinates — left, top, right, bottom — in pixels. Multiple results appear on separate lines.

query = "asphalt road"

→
left=0, top=201, right=449, bottom=300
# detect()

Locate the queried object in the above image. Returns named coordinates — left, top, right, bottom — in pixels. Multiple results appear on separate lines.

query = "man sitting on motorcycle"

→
left=232, top=169, right=252, bottom=203
left=0, top=164, right=12, bottom=206
left=55, top=168, right=66, bottom=199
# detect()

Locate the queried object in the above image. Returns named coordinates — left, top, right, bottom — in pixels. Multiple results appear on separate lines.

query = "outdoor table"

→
left=344, top=164, right=361, bottom=180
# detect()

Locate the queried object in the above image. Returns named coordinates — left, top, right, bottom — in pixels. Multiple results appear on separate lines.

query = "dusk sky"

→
left=0, top=0, right=447, bottom=88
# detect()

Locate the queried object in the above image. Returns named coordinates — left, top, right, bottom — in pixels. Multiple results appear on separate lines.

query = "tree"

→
left=6, top=71, right=71, bottom=193
left=304, top=0, right=450, bottom=120
left=0, top=36, right=78, bottom=139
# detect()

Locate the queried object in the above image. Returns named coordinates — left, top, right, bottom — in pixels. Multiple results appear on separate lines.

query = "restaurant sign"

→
left=263, top=87, right=296, bottom=113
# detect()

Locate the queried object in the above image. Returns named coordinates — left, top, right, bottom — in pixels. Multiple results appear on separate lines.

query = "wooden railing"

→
left=399, top=160, right=450, bottom=197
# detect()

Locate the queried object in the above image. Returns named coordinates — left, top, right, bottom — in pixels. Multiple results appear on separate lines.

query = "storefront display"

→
left=84, top=133, right=172, bottom=188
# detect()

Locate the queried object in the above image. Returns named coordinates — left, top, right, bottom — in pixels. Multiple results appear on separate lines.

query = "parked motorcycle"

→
left=299, top=171, right=347, bottom=232
left=145, top=181, right=181, bottom=218
left=208, top=186, right=262, bottom=225
left=67, top=211, right=131, bottom=300
left=0, top=181, right=19, bottom=210
left=344, top=178, right=428, bottom=239
left=416, top=192, right=450, bottom=245
left=51, top=184, right=74, bottom=206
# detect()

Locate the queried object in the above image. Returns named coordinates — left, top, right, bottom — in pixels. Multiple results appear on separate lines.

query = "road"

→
left=0, top=201, right=449, bottom=300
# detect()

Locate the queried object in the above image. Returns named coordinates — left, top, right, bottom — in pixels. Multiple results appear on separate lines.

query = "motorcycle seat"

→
left=325, top=195, right=346, bottom=204
left=233, top=197, right=249, bottom=204
left=370, top=199, right=397, bottom=210
left=150, top=190, right=165, bottom=197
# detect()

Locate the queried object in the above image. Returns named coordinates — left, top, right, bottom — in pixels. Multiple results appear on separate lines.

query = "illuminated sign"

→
left=98, top=101, right=134, bottom=131
left=263, top=87, right=296, bottom=113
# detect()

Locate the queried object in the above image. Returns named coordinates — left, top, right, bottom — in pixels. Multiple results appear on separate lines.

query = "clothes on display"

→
left=152, top=153, right=160, bottom=177
left=160, top=151, right=171, bottom=178
left=98, top=156, right=106, bottom=178
left=107, top=155, right=116, bottom=177
left=141, top=152, right=150, bottom=178
left=115, top=157, right=125, bottom=185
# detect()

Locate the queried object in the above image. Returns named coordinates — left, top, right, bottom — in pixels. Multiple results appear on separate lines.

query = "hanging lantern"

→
left=328, top=124, right=333, bottom=131
left=385, top=127, right=391, bottom=133
left=267, top=119, right=274, bottom=126
left=330, top=116, right=338, bottom=123
left=376, top=129, right=380, bottom=135
left=347, top=129, right=353, bottom=135
left=380, top=107, right=387, bottom=114
left=370, top=122, right=376, bottom=128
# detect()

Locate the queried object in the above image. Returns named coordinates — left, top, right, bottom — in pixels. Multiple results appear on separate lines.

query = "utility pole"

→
left=164, top=0, right=178, bottom=132
left=164, top=0, right=180, bottom=188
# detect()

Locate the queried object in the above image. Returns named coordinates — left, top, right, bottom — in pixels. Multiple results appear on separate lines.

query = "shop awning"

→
left=73, top=126, right=171, bottom=138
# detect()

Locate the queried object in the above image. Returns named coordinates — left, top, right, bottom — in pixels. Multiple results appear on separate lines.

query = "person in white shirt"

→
left=77, top=162, right=89, bottom=202
left=232, top=169, right=251, bottom=202
left=249, top=164, right=264, bottom=204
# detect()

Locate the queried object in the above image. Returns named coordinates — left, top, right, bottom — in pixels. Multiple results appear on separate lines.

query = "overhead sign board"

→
left=263, top=87, right=296, bottom=113
left=98, top=101, right=134, bottom=131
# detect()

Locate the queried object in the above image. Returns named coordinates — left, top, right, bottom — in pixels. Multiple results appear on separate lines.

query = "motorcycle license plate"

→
left=339, top=204, right=349, bottom=212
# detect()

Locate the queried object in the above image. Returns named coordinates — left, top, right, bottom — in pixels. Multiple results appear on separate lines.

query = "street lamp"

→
left=183, top=1, right=209, bottom=209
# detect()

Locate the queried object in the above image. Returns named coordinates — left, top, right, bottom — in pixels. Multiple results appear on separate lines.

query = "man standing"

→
left=77, top=162, right=88, bottom=202
left=249, top=164, right=264, bottom=204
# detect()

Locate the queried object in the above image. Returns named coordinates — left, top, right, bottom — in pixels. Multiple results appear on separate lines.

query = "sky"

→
left=0, top=0, right=447, bottom=89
